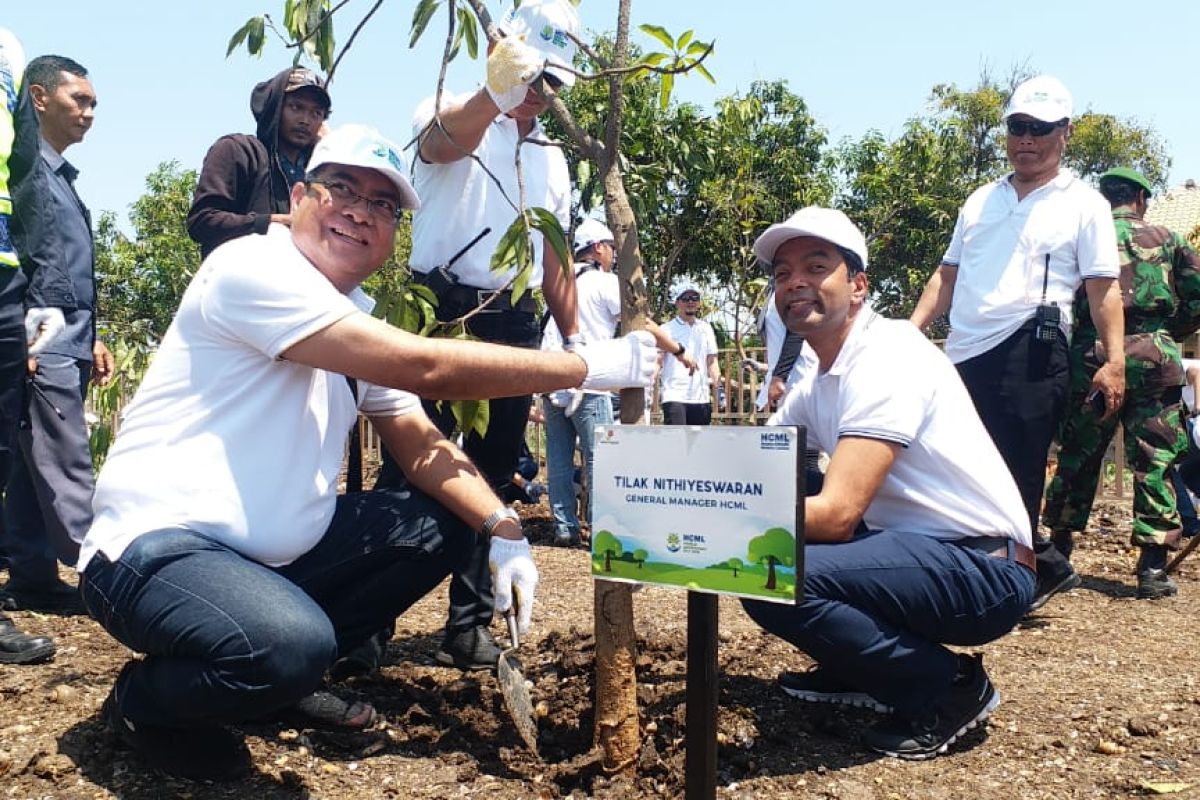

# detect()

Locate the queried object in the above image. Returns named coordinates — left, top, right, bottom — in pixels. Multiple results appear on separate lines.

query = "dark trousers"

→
left=955, top=322, right=1071, bottom=581
left=80, top=487, right=473, bottom=729
left=0, top=268, right=27, bottom=566
left=742, top=469, right=1035, bottom=716
left=662, top=401, right=712, bottom=426
left=375, top=295, right=540, bottom=632
left=2, top=353, right=92, bottom=579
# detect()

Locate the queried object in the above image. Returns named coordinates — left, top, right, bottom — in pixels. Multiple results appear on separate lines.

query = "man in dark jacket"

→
left=187, top=67, right=330, bottom=258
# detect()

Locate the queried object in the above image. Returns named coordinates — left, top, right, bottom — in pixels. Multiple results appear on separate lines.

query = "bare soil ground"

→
left=2, top=497, right=1199, bottom=800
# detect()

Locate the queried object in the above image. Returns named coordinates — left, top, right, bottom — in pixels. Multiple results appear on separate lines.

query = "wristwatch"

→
left=480, top=506, right=520, bottom=538
left=675, top=342, right=686, bottom=357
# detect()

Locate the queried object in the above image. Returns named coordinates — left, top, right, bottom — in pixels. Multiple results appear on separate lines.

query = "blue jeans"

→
left=544, top=393, right=612, bottom=539
left=743, top=528, right=1035, bottom=717
left=80, top=487, right=474, bottom=729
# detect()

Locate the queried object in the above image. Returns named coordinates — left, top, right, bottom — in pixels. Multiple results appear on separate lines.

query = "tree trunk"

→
left=765, top=557, right=778, bottom=590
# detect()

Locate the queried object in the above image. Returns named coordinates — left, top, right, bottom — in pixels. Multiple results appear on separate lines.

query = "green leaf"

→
left=635, top=51, right=669, bottom=69
left=489, top=216, right=526, bottom=274
left=659, top=72, right=674, bottom=112
left=226, top=17, right=259, bottom=57
left=528, top=207, right=571, bottom=278
left=410, top=0, right=440, bottom=48
left=248, top=17, right=266, bottom=57
left=694, top=62, right=715, bottom=84
left=459, top=7, right=479, bottom=59
left=511, top=263, right=531, bottom=304
left=675, top=29, right=694, bottom=50
left=638, top=23, right=675, bottom=50
left=686, top=40, right=710, bottom=55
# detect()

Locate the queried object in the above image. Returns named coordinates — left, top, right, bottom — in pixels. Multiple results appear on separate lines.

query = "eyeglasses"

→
left=679, top=294, right=701, bottom=302
left=310, top=180, right=403, bottom=223
left=1005, top=118, right=1067, bottom=138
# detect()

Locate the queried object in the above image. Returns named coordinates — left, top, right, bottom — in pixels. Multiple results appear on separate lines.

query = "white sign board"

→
left=591, top=425, right=802, bottom=603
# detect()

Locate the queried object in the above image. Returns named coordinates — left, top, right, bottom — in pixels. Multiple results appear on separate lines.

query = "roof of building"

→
left=1146, top=179, right=1200, bottom=240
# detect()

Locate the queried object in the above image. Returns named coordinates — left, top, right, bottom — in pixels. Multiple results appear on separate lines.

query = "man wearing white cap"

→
left=659, top=285, right=721, bottom=424
left=540, top=218, right=694, bottom=545
left=74, top=124, right=657, bottom=781
left=743, top=206, right=1035, bottom=760
left=373, top=0, right=582, bottom=670
left=910, top=75, right=1125, bottom=611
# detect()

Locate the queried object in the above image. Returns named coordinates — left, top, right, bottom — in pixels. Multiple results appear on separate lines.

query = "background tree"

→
left=726, top=557, right=742, bottom=577
left=592, top=529, right=624, bottom=572
left=746, top=527, right=795, bottom=591
left=632, top=547, right=647, bottom=568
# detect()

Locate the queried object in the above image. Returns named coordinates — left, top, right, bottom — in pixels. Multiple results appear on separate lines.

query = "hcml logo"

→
left=666, top=533, right=681, bottom=553
left=760, top=431, right=790, bottom=451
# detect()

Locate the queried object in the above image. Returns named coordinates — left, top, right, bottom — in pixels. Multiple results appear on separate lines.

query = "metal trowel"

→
left=497, top=607, right=538, bottom=754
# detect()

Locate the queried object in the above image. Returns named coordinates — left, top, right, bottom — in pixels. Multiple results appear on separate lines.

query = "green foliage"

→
left=1066, top=113, right=1171, bottom=189
left=231, top=0, right=334, bottom=69
left=634, top=24, right=715, bottom=111
left=593, top=529, right=623, bottom=557
left=95, top=162, right=201, bottom=347
left=87, top=337, right=153, bottom=470
left=747, top=526, right=795, bottom=567
left=632, top=548, right=648, bottom=567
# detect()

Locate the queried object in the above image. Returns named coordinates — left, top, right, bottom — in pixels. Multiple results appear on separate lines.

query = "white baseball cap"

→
left=753, top=207, right=869, bottom=270
left=573, top=218, right=614, bottom=253
left=1004, top=75, right=1073, bottom=122
left=307, top=124, right=420, bottom=210
left=497, top=0, right=580, bottom=88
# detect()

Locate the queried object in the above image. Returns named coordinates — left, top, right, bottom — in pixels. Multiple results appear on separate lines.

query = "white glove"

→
left=490, top=536, right=539, bottom=634
left=564, top=388, right=584, bottom=418
left=486, top=35, right=543, bottom=114
left=577, top=330, right=656, bottom=392
left=548, top=389, right=571, bottom=408
left=24, top=307, right=66, bottom=356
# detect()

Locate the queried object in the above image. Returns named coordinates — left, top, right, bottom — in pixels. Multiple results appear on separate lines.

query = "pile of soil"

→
left=2, top=498, right=1198, bottom=799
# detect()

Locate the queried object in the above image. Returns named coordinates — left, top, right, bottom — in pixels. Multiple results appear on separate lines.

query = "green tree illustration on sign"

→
left=727, top=557, right=743, bottom=577
left=593, top=530, right=624, bottom=573
left=632, top=549, right=648, bottom=569
left=747, top=527, right=796, bottom=590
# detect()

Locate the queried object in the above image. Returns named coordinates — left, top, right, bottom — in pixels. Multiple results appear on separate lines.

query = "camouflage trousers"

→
left=1042, top=381, right=1186, bottom=550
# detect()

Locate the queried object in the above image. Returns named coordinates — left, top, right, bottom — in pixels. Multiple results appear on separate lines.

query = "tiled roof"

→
left=1146, top=180, right=1200, bottom=240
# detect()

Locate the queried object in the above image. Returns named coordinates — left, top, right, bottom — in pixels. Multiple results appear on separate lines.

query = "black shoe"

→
left=554, top=531, right=581, bottom=547
left=1027, top=568, right=1082, bottom=613
left=0, top=614, right=55, bottom=664
left=1136, top=545, right=1179, bottom=599
left=435, top=625, right=502, bottom=672
left=102, top=672, right=251, bottom=781
left=778, top=666, right=891, bottom=713
left=2, top=578, right=85, bottom=614
left=863, top=654, right=999, bottom=760
left=330, top=625, right=392, bottom=681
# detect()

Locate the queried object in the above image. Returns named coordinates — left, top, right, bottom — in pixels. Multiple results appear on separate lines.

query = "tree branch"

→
left=327, top=0, right=384, bottom=85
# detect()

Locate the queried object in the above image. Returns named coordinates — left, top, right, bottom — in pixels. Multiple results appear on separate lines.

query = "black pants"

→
left=374, top=293, right=540, bottom=632
left=955, top=320, right=1072, bottom=582
left=661, top=401, right=712, bottom=426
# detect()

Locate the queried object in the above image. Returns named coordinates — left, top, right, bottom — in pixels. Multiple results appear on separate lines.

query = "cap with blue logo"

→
left=497, top=0, right=581, bottom=88
left=307, top=124, right=420, bottom=210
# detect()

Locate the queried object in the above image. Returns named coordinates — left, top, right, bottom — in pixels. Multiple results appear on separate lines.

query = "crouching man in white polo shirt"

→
left=74, top=124, right=657, bottom=782
left=741, top=207, right=1036, bottom=760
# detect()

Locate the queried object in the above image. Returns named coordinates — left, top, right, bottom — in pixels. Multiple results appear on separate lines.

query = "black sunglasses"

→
left=679, top=294, right=701, bottom=302
left=1006, top=118, right=1067, bottom=138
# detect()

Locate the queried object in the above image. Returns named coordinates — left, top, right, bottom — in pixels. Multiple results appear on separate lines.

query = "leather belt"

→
left=958, top=536, right=1037, bottom=574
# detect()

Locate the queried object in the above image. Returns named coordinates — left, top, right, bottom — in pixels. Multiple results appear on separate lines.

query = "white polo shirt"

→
left=543, top=263, right=622, bottom=396
left=409, top=91, right=571, bottom=289
left=941, top=170, right=1119, bottom=364
left=80, top=226, right=421, bottom=571
left=770, top=307, right=1031, bottom=546
left=660, top=316, right=718, bottom=404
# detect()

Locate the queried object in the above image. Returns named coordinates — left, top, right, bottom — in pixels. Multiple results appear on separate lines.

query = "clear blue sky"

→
left=7, top=0, right=1199, bottom=229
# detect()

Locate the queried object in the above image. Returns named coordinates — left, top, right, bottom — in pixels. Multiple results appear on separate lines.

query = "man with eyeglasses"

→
left=371, top=0, right=583, bottom=673
left=911, top=75, right=1125, bottom=612
left=75, top=124, right=657, bottom=781
left=187, top=67, right=331, bottom=259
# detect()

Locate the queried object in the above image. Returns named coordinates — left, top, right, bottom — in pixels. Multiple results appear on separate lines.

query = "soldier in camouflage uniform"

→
left=1043, top=167, right=1200, bottom=599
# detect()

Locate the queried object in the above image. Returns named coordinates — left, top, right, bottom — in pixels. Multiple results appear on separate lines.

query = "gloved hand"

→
left=547, top=389, right=572, bottom=408
left=563, top=333, right=583, bottom=352
left=577, top=330, right=656, bottom=392
left=486, top=35, right=543, bottom=114
left=24, top=307, right=66, bottom=356
left=490, top=536, right=539, bottom=634
left=563, top=388, right=584, bottom=418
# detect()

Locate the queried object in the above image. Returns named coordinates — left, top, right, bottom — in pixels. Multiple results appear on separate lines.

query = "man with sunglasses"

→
left=187, top=67, right=331, bottom=259
left=911, top=75, right=1125, bottom=612
left=75, top=124, right=657, bottom=781
left=370, top=0, right=583, bottom=672
left=1043, top=168, right=1200, bottom=599
left=659, top=287, right=722, bottom=425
